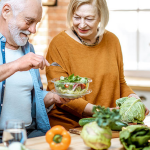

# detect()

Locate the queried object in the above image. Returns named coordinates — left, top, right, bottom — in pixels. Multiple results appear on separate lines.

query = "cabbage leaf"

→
left=116, top=97, right=145, bottom=123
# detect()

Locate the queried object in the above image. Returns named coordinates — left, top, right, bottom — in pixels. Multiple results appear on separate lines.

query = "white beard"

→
left=8, top=19, right=31, bottom=46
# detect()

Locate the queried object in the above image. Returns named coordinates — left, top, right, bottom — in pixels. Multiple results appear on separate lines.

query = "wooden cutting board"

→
left=69, top=127, right=120, bottom=138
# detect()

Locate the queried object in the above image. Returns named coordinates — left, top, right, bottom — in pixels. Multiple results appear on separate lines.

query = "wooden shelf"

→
left=129, top=86, right=150, bottom=91
left=42, top=0, right=57, bottom=6
left=125, top=77, right=150, bottom=91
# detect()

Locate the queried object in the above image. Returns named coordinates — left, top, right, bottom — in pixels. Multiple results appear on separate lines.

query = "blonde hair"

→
left=67, top=0, right=109, bottom=36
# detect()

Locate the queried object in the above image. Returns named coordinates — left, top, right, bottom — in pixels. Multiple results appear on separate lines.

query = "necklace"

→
left=72, top=29, right=99, bottom=47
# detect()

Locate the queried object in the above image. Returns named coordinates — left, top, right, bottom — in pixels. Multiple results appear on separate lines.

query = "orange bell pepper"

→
left=46, top=125, right=71, bottom=150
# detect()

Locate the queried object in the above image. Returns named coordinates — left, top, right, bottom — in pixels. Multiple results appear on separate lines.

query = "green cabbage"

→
left=120, top=125, right=150, bottom=150
left=80, top=122, right=112, bottom=150
left=116, top=97, right=145, bottom=123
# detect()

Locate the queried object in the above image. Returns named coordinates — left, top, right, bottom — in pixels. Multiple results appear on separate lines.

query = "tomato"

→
left=65, top=84, right=69, bottom=88
left=81, top=84, right=86, bottom=89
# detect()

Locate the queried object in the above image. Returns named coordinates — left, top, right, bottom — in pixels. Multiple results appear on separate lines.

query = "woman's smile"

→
left=78, top=28, right=89, bottom=33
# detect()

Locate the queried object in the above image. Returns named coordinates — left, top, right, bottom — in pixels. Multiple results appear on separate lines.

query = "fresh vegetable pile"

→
left=120, top=125, right=150, bottom=150
left=54, top=74, right=91, bottom=94
left=116, top=97, right=145, bottom=124
left=80, top=106, right=126, bottom=150
left=79, top=106, right=128, bottom=131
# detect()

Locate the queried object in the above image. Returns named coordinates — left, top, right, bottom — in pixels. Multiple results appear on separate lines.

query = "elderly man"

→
left=0, top=0, right=70, bottom=142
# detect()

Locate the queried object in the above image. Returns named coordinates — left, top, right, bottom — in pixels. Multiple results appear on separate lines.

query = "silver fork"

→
left=50, top=62, right=61, bottom=67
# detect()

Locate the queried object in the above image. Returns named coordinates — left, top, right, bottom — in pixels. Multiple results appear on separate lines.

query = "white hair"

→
left=0, top=0, right=42, bottom=16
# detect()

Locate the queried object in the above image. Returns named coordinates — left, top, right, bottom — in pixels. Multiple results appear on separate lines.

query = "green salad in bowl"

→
left=51, top=74, right=92, bottom=99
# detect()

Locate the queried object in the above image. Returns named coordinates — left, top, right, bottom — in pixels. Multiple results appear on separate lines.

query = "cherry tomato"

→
left=65, top=84, right=69, bottom=88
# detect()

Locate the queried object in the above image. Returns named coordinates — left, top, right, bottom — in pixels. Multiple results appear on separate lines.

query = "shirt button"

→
left=2, top=49, right=4, bottom=51
left=3, top=84, right=5, bottom=87
left=1, top=104, right=3, bottom=106
left=2, top=38, right=5, bottom=41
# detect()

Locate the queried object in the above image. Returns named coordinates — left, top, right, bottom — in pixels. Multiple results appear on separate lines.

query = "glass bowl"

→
left=50, top=78, right=92, bottom=99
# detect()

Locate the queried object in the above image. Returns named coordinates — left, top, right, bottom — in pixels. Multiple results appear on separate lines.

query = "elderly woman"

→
left=46, top=0, right=149, bottom=130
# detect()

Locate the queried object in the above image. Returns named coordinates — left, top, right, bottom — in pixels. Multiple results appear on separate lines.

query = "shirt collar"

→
left=0, top=33, right=6, bottom=42
left=0, top=32, right=30, bottom=53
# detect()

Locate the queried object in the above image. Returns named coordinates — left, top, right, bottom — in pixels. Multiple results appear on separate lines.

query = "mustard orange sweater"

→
left=46, top=30, right=134, bottom=130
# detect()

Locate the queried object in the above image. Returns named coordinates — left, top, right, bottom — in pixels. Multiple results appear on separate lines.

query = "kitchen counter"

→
left=25, top=134, right=123, bottom=150
left=0, top=116, right=150, bottom=150
left=0, top=133, right=123, bottom=150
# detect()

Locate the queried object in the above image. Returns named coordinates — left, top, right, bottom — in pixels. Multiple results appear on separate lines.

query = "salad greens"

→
left=120, top=125, right=150, bottom=150
left=59, top=74, right=88, bottom=83
left=54, top=74, right=90, bottom=95
left=116, top=97, right=145, bottom=124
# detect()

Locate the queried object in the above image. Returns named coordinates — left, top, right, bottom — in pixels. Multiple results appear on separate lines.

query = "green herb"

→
left=79, top=105, right=128, bottom=130
left=92, top=105, right=121, bottom=128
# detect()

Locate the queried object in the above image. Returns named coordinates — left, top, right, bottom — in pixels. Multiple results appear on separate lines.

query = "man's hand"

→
left=44, top=92, right=73, bottom=108
left=53, top=94, right=72, bottom=104
left=14, top=52, right=50, bottom=71
left=0, top=52, right=50, bottom=82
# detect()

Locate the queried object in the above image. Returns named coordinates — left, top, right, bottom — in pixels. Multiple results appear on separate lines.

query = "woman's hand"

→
left=110, top=106, right=119, bottom=111
left=128, top=93, right=140, bottom=99
left=145, top=106, right=149, bottom=116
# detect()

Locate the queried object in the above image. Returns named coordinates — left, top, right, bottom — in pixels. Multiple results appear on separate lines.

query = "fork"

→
left=50, top=62, right=61, bottom=67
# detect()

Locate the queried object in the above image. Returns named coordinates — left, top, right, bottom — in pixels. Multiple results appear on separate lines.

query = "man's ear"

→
left=2, top=4, right=13, bottom=20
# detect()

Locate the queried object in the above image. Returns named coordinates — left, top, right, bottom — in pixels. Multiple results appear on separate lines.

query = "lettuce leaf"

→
left=120, top=125, right=150, bottom=150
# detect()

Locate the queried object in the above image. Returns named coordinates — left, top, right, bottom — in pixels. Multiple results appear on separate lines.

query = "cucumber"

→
left=79, top=118, right=95, bottom=126
left=79, top=118, right=128, bottom=130
left=110, top=121, right=128, bottom=131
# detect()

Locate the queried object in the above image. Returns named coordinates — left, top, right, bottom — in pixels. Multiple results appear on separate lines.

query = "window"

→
left=106, top=0, right=150, bottom=71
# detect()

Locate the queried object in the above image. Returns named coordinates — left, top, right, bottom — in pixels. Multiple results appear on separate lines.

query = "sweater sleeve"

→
left=46, top=40, right=88, bottom=118
left=116, top=39, right=134, bottom=97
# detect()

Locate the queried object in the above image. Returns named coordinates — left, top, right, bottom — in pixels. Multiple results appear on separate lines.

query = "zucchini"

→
left=79, top=118, right=128, bottom=130
left=79, top=118, right=95, bottom=126
left=110, top=121, right=128, bottom=131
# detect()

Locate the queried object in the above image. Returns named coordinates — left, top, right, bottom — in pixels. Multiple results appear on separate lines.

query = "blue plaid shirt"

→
left=0, top=33, right=50, bottom=133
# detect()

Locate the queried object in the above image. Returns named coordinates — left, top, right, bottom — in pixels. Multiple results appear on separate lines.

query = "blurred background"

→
left=29, top=0, right=150, bottom=110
